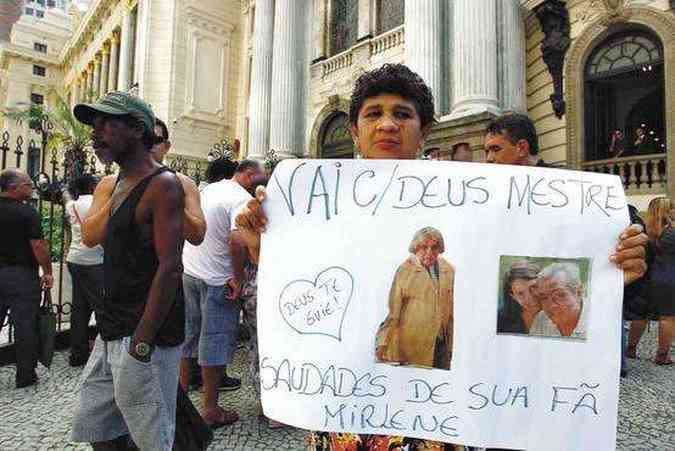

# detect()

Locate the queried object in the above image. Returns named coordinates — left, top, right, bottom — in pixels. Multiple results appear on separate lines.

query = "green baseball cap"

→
left=73, top=91, right=155, bottom=134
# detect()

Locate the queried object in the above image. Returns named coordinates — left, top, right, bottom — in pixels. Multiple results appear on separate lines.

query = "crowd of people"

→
left=0, top=61, right=669, bottom=451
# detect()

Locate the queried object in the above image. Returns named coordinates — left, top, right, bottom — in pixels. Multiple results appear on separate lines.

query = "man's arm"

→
left=81, top=176, right=115, bottom=247
left=130, top=173, right=184, bottom=358
left=227, top=231, right=247, bottom=300
left=30, top=239, right=53, bottom=290
left=178, top=174, right=206, bottom=245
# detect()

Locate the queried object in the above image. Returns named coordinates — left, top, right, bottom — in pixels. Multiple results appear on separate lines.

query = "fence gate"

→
left=0, top=125, right=212, bottom=365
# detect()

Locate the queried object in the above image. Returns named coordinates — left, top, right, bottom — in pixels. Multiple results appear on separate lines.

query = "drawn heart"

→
left=278, top=266, right=354, bottom=341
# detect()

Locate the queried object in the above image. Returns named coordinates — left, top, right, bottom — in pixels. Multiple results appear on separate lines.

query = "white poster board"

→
left=257, top=159, right=627, bottom=451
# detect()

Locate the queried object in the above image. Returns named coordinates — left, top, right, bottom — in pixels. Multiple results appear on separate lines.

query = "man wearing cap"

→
left=70, top=91, right=185, bottom=451
left=80, top=117, right=206, bottom=248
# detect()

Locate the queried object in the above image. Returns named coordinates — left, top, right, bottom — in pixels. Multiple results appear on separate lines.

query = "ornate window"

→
left=330, top=0, right=358, bottom=56
left=320, top=113, right=354, bottom=159
left=377, top=0, right=404, bottom=34
left=584, top=30, right=666, bottom=161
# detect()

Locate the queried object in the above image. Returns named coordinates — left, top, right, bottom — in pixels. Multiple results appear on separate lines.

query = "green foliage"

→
left=40, top=203, right=66, bottom=263
left=264, top=149, right=281, bottom=174
left=2, top=90, right=91, bottom=159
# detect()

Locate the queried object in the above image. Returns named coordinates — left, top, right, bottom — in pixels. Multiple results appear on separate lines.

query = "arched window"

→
left=320, top=113, right=354, bottom=159
left=584, top=29, right=666, bottom=161
left=330, top=0, right=358, bottom=56
left=377, top=0, right=404, bottom=34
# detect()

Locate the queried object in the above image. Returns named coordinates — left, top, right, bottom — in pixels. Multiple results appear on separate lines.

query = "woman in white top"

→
left=64, top=174, right=104, bottom=367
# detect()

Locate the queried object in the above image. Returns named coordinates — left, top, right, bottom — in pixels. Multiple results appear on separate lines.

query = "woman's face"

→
left=415, top=237, right=441, bottom=268
left=510, top=278, right=538, bottom=309
left=350, top=93, right=427, bottom=160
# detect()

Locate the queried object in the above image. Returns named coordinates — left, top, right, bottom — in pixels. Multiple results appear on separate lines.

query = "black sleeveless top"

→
left=99, top=167, right=185, bottom=346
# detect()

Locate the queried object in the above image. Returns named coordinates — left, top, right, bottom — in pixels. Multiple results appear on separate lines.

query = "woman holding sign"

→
left=235, top=64, right=648, bottom=451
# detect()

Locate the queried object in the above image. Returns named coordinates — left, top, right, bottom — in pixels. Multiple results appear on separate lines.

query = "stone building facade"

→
left=0, top=0, right=673, bottom=206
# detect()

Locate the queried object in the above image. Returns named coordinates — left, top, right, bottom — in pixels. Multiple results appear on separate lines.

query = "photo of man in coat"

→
left=375, top=227, right=455, bottom=370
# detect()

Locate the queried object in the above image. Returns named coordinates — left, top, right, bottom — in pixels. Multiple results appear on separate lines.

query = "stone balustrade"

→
left=321, top=50, right=353, bottom=78
left=370, top=25, right=404, bottom=56
left=582, top=153, right=667, bottom=193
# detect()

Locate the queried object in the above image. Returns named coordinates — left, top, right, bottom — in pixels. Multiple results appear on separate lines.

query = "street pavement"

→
left=0, top=325, right=672, bottom=450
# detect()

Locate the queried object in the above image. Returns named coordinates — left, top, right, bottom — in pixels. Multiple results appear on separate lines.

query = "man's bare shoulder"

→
left=149, top=170, right=182, bottom=191
left=176, top=172, right=198, bottom=191
left=97, top=175, right=116, bottom=192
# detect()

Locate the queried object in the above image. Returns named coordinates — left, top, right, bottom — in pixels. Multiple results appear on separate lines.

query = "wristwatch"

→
left=134, top=341, right=154, bottom=359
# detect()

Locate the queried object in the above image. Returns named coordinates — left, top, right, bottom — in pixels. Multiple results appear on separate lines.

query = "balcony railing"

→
left=581, top=153, right=667, bottom=193
left=370, top=25, right=405, bottom=56
left=321, top=50, right=354, bottom=78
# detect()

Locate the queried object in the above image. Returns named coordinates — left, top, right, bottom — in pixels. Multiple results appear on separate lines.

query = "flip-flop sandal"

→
left=206, top=408, right=239, bottom=430
left=654, top=353, right=673, bottom=365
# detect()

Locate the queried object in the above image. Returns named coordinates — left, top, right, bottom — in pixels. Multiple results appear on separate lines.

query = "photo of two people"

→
left=373, top=228, right=591, bottom=372
left=497, top=255, right=591, bottom=340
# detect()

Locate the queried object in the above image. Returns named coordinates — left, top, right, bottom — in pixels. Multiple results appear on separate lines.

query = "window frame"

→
left=583, top=29, right=666, bottom=161
left=376, top=0, right=404, bottom=35
left=329, top=0, right=359, bottom=56
left=32, top=65, right=47, bottom=77
left=33, top=42, right=48, bottom=53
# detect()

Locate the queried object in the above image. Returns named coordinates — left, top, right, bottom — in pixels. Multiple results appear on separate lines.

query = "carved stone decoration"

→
left=602, top=0, right=624, bottom=11
left=598, top=0, right=633, bottom=25
left=534, top=0, right=571, bottom=119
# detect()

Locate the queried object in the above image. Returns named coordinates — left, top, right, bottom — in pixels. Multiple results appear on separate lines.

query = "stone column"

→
left=101, top=45, right=110, bottom=96
left=76, top=76, right=84, bottom=103
left=93, top=55, right=102, bottom=98
left=80, top=72, right=87, bottom=103
left=450, top=0, right=500, bottom=118
left=357, top=0, right=373, bottom=41
left=269, top=0, right=307, bottom=157
left=404, top=0, right=443, bottom=112
left=85, top=66, right=93, bottom=101
left=71, top=80, right=80, bottom=108
left=109, top=32, right=120, bottom=92
left=500, top=0, right=527, bottom=113
left=118, top=6, right=134, bottom=91
left=247, top=0, right=275, bottom=160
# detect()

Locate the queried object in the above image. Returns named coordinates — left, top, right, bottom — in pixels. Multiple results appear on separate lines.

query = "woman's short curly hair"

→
left=349, top=64, right=436, bottom=130
left=408, top=227, right=445, bottom=254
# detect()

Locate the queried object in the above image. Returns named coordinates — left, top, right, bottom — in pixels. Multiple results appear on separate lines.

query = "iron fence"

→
left=0, top=127, right=215, bottom=357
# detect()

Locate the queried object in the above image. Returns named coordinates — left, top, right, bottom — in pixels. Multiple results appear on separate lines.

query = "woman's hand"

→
left=611, top=224, right=648, bottom=285
left=234, top=186, right=267, bottom=262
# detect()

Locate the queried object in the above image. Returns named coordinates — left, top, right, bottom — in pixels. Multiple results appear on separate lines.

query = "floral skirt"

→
left=307, top=432, right=470, bottom=451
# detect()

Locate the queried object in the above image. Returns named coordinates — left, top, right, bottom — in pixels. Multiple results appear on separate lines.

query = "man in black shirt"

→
left=0, top=169, right=53, bottom=388
left=70, top=92, right=185, bottom=451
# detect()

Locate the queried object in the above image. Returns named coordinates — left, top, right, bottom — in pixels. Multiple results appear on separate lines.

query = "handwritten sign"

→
left=257, top=160, right=627, bottom=451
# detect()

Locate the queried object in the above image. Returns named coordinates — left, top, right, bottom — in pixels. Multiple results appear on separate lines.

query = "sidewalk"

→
left=0, top=326, right=672, bottom=450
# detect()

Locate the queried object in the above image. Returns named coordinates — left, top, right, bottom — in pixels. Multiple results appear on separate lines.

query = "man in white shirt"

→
left=64, top=174, right=105, bottom=367
left=181, top=159, right=262, bottom=428
left=529, top=263, right=588, bottom=340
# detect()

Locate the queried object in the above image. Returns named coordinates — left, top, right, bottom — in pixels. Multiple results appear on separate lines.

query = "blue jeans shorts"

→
left=181, top=273, right=241, bottom=366
left=71, top=336, right=180, bottom=450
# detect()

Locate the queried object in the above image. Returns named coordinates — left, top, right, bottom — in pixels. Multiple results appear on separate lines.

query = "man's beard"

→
left=94, top=147, right=114, bottom=165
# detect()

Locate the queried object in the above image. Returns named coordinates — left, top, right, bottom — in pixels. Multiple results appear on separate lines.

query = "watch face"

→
left=136, top=342, right=151, bottom=357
